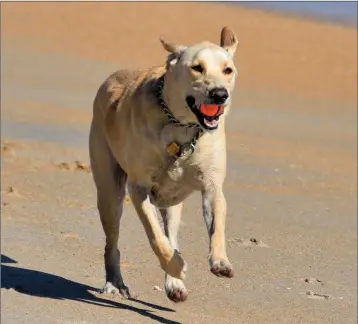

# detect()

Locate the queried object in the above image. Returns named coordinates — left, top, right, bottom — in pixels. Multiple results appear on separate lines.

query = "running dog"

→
left=89, top=26, right=238, bottom=302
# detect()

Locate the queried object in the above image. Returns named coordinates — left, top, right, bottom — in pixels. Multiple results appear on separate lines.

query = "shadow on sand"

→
left=1, top=254, right=180, bottom=324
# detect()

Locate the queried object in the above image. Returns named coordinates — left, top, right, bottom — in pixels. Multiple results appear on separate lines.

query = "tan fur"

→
left=90, top=27, right=238, bottom=302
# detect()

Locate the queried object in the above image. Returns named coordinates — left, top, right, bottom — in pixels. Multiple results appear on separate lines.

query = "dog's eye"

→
left=191, top=65, right=204, bottom=73
left=223, top=67, right=233, bottom=75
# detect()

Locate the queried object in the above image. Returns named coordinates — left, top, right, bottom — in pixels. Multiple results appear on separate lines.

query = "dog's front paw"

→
left=165, top=274, right=188, bottom=303
left=209, top=258, right=234, bottom=278
left=161, top=250, right=187, bottom=280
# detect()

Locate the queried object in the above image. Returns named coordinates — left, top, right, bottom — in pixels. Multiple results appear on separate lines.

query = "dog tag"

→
left=179, top=143, right=195, bottom=157
left=167, top=142, right=180, bottom=156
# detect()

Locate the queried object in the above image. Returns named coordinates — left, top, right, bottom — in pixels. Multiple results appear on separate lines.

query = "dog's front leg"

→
left=202, top=186, right=234, bottom=278
left=160, top=203, right=188, bottom=302
left=127, top=182, right=187, bottom=280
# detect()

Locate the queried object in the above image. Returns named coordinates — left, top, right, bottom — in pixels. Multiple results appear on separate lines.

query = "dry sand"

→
left=1, top=3, right=357, bottom=324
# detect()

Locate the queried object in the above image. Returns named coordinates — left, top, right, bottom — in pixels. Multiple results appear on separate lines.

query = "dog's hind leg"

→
left=89, top=121, right=130, bottom=298
left=160, top=203, right=188, bottom=303
left=127, top=183, right=187, bottom=280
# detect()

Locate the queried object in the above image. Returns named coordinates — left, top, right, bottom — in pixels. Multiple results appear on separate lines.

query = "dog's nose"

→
left=209, top=87, right=229, bottom=105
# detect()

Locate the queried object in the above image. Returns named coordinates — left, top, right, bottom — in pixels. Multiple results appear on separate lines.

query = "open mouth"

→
left=185, top=96, right=224, bottom=130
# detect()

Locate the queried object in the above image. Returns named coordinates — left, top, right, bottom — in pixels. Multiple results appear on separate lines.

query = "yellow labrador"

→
left=89, top=27, right=238, bottom=302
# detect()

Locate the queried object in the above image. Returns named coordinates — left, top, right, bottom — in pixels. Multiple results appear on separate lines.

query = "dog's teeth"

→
left=203, top=118, right=219, bottom=128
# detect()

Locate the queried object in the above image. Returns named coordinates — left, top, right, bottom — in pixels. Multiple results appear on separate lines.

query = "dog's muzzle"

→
left=186, top=95, right=226, bottom=130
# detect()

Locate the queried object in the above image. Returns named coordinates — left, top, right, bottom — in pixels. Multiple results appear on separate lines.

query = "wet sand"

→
left=1, top=3, right=357, bottom=324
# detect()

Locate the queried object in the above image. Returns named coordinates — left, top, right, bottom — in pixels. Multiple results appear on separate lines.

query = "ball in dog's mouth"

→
left=185, top=96, right=223, bottom=130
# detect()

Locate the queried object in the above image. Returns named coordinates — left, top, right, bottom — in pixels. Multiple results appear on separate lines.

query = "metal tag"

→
left=179, top=143, right=195, bottom=157
left=167, top=142, right=180, bottom=156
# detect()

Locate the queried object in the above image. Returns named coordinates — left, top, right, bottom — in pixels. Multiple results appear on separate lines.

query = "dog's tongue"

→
left=200, top=104, right=224, bottom=117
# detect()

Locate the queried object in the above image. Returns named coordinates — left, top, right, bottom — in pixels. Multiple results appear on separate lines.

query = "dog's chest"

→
left=148, top=157, right=204, bottom=207
left=153, top=126, right=204, bottom=183
left=152, top=156, right=204, bottom=187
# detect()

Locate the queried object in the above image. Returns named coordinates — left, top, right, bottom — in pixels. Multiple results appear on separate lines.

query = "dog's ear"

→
left=220, top=26, right=238, bottom=56
left=160, top=37, right=187, bottom=55
left=160, top=37, right=187, bottom=68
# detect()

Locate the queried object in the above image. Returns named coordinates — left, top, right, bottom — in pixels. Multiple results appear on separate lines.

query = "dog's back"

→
left=92, top=67, right=166, bottom=127
left=92, top=69, right=142, bottom=125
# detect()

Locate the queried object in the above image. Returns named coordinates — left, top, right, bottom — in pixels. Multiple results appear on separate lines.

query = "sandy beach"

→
left=1, top=2, right=357, bottom=324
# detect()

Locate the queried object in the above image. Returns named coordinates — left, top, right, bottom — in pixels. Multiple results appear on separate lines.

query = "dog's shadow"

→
left=1, top=254, right=180, bottom=324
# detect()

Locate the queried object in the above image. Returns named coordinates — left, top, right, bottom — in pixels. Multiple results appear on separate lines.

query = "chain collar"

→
left=156, top=76, right=203, bottom=158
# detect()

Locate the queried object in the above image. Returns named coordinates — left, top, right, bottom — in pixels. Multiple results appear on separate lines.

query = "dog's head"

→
left=160, top=27, right=238, bottom=131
